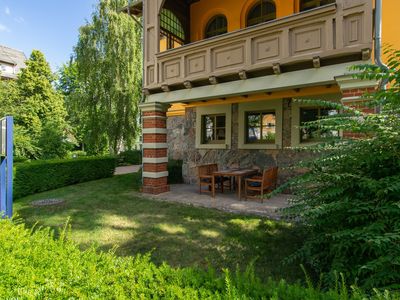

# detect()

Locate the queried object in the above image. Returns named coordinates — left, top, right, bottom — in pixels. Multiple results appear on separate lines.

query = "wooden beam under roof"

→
left=120, top=0, right=143, bottom=17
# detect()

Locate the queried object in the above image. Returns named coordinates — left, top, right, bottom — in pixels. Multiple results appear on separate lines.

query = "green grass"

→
left=14, top=172, right=305, bottom=283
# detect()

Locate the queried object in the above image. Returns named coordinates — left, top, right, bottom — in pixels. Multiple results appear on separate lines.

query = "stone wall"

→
left=167, top=99, right=313, bottom=185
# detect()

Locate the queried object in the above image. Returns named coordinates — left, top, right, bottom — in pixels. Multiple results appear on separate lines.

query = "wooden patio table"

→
left=212, top=169, right=258, bottom=200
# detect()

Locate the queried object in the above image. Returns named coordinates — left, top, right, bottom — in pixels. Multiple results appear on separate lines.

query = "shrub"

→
left=0, top=219, right=396, bottom=299
left=282, top=49, right=400, bottom=291
left=118, top=149, right=142, bottom=165
left=67, top=150, right=87, bottom=159
left=168, top=159, right=183, bottom=184
left=14, top=156, right=116, bottom=199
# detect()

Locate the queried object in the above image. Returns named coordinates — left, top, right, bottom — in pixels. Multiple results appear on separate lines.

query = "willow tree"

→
left=74, top=0, right=142, bottom=154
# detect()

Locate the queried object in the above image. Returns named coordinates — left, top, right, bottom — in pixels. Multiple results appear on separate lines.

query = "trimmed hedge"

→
left=168, top=159, right=183, bottom=184
left=14, top=157, right=116, bottom=199
left=0, top=219, right=396, bottom=299
left=118, top=150, right=142, bottom=165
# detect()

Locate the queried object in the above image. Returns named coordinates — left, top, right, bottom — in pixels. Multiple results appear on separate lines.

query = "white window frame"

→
left=196, top=104, right=232, bottom=149
left=291, top=96, right=342, bottom=147
left=238, top=99, right=283, bottom=150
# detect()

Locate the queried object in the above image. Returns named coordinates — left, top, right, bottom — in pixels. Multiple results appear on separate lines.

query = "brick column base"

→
left=335, top=75, right=378, bottom=139
left=139, top=102, right=170, bottom=195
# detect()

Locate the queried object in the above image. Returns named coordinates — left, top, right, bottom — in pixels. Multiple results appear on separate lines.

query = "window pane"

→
left=262, top=112, right=276, bottom=142
left=247, top=0, right=276, bottom=27
left=300, top=0, right=335, bottom=12
left=160, top=9, right=185, bottom=50
left=216, top=128, right=226, bottom=140
left=204, top=116, right=214, bottom=129
left=205, top=129, right=214, bottom=141
left=205, top=15, right=228, bottom=38
left=246, top=111, right=276, bottom=143
left=216, top=115, right=225, bottom=128
left=202, top=114, right=225, bottom=144
left=300, top=108, right=319, bottom=142
left=300, top=107, right=338, bottom=142
left=320, top=109, right=339, bottom=138
left=248, top=127, right=261, bottom=142
left=247, top=113, right=260, bottom=127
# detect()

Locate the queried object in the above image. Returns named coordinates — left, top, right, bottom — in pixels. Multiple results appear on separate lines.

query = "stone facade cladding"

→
left=167, top=100, right=311, bottom=185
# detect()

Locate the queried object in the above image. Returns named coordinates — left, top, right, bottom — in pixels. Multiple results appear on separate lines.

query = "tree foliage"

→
left=282, top=48, right=400, bottom=291
left=0, top=50, right=70, bottom=159
left=73, top=0, right=142, bottom=155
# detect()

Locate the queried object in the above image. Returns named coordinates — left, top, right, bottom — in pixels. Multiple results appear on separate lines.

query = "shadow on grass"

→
left=14, top=173, right=306, bottom=283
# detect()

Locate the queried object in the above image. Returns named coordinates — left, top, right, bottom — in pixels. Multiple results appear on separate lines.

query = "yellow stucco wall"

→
left=167, top=85, right=340, bottom=116
left=189, top=0, right=400, bottom=53
left=382, top=0, right=400, bottom=59
left=190, top=0, right=297, bottom=42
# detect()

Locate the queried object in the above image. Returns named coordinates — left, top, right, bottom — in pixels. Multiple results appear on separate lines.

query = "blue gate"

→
left=0, top=116, right=13, bottom=218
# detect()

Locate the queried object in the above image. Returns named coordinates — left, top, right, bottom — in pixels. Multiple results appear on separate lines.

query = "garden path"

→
left=114, top=165, right=141, bottom=175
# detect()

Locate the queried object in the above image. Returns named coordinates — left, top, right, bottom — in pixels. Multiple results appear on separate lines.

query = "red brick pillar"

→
left=335, top=75, right=378, bottom=138
left=139, top=102, right=170, bottom=194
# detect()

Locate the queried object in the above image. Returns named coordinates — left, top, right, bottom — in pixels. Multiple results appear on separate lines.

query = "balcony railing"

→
left=145, top=1, right=372, bottom=91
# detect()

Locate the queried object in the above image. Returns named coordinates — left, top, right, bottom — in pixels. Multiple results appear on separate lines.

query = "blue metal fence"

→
left=0, top=116, right=13, bottom=218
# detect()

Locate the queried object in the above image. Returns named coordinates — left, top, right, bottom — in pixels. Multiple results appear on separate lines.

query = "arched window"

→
left=300, top=0, right=335, bottom=12
left=160, top=9, right=185, bottom=50
left=246, top=0, right=276, bottom=27
left=205, top=15, right=228, bottom=39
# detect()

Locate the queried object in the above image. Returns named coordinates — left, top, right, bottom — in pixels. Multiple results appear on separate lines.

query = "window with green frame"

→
left=246, top=0, right=276, bottom=27
left=205, top=15, right=228, bottom=39
left=246, top=111, right=276, bottom=144
left=300, top=107, right=339, bottom=142
left=300, top=0, right=335, bottom=12
left=160, top=9, right=185, bottom=50
left=201, top=114, right=226, bottom=144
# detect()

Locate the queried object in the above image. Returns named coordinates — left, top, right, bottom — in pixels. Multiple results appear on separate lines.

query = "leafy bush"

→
left=168, top=159, right=183, bottom=184
left=118, top=149, right=142, bottom=165
left=0, top=219, right=396, bottom=299
left=14, top=156, right=116, bottom=199
left=282, top=49, right=400, bottom=290
left=67, top=150, right=87, bottom=159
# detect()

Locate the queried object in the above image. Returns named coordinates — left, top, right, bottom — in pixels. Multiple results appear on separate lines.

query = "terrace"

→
left=131, top=0, right=373, bottom=94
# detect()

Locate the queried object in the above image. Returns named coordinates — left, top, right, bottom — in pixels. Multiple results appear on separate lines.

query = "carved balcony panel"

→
left=144, top=1, right=373, bottom=91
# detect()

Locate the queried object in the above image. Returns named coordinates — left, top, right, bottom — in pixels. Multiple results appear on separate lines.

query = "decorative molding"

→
left=238, top=70, right=247, bottom=80
left=146, top=61, right=365, bottom=104
left=142, top=128, right=167, bottom=134
left=183, top=81, right=193, bottom=89
left=143, top=171, right=169, bottom=179
left=273, top=63, right=281, bottom=75
left=161, top=84, right=170, bottom=92
left=142, top=143, right=168, bottom=149
left=139, top=102, right=170, bottom=112
left=209, top=76, right=218, bottom=85
left=335, top=74, right=378, bottom=91
left=313, top=56, right=321, bottom=68
left=143, top=157, right=169, bottom=164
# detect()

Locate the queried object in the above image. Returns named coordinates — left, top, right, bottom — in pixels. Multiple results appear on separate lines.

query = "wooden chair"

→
left=244, top=167, right=278, bottom=202
left=198, top=164, right=232, bottom=197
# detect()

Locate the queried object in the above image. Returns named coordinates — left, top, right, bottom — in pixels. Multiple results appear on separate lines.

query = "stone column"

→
left=335, top=75, right=378, bottom=138
left=140, top=102, right=170, bottom=194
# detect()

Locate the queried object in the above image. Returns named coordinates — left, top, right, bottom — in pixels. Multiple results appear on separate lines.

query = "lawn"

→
left=14, top=172, right=305, bottom=283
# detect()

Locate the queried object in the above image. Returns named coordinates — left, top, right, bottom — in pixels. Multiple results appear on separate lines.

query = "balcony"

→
left=144, top=1, right=373, bottom=93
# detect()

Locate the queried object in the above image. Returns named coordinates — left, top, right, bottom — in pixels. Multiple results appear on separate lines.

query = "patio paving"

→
left=149, top=184, right=291, bottom=219
left=115, top=165, right=141, bottom=175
